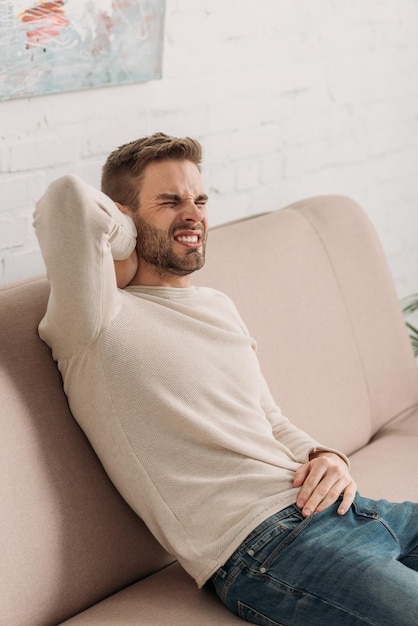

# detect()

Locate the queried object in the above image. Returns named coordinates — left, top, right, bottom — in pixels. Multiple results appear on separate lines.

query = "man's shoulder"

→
left=194, top=285, right=231, bottom=301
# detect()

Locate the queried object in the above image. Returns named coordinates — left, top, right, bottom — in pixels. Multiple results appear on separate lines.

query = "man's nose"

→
left=181, top=199, right=203, bottom=222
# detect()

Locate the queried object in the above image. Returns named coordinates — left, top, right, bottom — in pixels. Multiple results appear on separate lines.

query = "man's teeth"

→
left=176, top=235, right=199, bottom=243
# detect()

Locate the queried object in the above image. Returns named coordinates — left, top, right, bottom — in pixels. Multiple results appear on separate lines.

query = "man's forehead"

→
left=141, top=160, right=205, bottom=194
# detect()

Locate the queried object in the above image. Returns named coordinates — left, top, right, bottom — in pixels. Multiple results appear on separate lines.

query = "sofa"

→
left=1, top=194, right=418, bottom=626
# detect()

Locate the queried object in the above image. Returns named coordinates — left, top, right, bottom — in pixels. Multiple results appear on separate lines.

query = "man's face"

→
left=131, top=159, right=209, bottom=287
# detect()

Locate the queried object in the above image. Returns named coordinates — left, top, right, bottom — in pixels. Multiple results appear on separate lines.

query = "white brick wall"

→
left=1, top=0, right=418, bottom=297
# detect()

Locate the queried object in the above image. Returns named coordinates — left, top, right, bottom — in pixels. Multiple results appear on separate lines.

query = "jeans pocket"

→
left=246, top=509, right=310, bottom=571
left=212, top=559, right=243, bottom=605
left=351, top=495, right=379, bottom=520
left=238, top=601, right=283, bottom=626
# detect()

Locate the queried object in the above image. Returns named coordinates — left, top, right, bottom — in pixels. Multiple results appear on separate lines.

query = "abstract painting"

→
left=0, top=0, right=166, bottom=101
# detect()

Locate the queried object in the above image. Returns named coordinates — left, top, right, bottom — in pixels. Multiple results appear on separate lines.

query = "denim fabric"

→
left=211, top=494, right=418, bottom=625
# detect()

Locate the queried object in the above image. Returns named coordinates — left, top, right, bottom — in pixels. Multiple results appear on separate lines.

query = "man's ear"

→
left=115, top=201, right=132, bottom=216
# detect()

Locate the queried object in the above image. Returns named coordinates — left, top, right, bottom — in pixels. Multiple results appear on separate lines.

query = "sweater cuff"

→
left=309, top=446, right=350, bottom=468
left=108, top=212, right=137, bottom=260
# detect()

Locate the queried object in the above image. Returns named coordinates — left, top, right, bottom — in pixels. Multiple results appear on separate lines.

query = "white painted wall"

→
left=1, top=0, right=418, bottom=296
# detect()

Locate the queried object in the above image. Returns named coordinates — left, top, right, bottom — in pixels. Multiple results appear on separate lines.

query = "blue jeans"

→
left=211, top=494, right=418, bottom=625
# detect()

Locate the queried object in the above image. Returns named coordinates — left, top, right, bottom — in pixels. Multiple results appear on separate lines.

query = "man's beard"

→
left=133, top=214, right=207, bottom=278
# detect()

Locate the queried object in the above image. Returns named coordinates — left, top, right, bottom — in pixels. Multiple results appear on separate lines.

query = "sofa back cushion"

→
left=0, top=279, right=173, bottom=626
left=195, top=195, right=418, bottom=453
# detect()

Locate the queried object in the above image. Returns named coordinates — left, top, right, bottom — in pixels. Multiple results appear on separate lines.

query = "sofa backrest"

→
left=0, top=279, right=174, bottom=626
left=195, top=195, right=418, bottom=453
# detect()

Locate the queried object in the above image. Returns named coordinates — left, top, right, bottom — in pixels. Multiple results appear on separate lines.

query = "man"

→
left=34, top=133, right=418, bottom=625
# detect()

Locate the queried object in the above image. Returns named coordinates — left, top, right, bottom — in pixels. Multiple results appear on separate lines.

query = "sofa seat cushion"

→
left=60, top=562, right=241, bottom=625
left=350, top=408, right=418, bottom=502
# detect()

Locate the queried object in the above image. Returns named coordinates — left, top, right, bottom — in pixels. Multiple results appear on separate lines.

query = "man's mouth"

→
left=174, top=231, right=203, bottom=248
left=176, top=234, right=199, bottom=243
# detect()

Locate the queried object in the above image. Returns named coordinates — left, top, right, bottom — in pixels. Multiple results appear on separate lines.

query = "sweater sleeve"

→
left=218, top=293, right=349, bottom=464
left=33, top=175, right=137, bottom=360
left=260, top=374, right=350, bottom=466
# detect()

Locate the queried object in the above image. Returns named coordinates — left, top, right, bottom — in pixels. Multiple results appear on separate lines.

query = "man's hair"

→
left=101, top=132, right=203, bottom=211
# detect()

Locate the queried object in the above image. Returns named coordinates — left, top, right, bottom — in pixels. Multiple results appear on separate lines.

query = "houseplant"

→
left=401, top=294, right=418, bottom=362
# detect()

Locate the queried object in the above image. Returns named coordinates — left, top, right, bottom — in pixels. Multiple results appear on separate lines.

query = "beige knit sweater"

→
left=34, top=175, right=339, bottom=587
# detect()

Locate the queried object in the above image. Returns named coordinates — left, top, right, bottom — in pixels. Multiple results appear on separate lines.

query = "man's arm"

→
left=260, top=375, right=356, bottom=517
left=114, top=249, right=139, bottom=289
left=112, top=202, right=138, bottom=289
left=34, top=175, right=137, bottom=358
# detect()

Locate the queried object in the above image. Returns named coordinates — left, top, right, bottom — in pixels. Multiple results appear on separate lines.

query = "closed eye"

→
left=195, top=195, right=208, bottom=206
left=156, top=194, right=180, bottom=208
left=155, top=193, right=208, bottom=208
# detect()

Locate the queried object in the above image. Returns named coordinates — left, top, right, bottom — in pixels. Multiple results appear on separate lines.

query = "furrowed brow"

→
left=155, top=193, right=209, bottom=203
left=156, top=193, right=181, bottom=202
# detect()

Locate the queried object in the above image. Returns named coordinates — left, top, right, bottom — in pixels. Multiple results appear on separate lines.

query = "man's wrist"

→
left=309, top=448, right=334, bottom=460
left=309, top=448, right=350, bottom=467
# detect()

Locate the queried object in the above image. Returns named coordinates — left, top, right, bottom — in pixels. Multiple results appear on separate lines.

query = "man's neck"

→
left=128, top=264, right=193, bottom=288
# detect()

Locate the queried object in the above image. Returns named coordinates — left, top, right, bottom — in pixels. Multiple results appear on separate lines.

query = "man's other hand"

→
left=294, top=451, right=357, bottom=518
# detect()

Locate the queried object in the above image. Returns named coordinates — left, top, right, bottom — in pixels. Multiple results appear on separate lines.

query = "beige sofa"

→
left=2, top=195, right=418, bottom=626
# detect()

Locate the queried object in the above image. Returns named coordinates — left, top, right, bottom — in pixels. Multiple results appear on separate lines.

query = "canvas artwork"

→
left=0, top=0, right=166, bottom=101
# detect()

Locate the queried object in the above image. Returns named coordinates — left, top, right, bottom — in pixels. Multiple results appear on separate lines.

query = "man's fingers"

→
left=337, top=483, right=357, bottom=516
left=298, top=478, right=339, bottom=516
left=293, top=464, right=309, bottom=487
left=304, top=478, right=347, bottom=515
left=295, top=460, right=329, bottom=508
left=295, top=454, right=357, bottom=517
